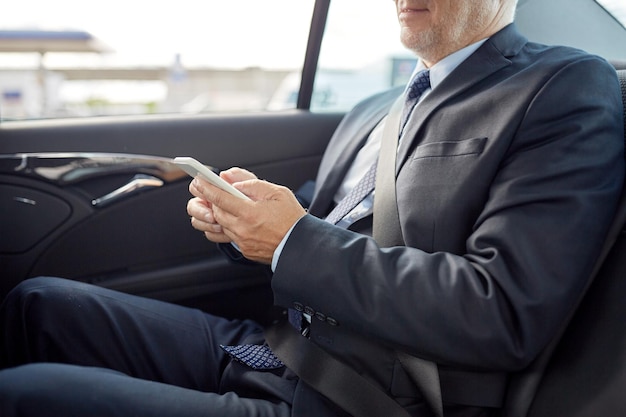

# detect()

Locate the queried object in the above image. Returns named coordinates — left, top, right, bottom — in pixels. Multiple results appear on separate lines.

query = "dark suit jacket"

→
left=272, top=23, right=625, bottom=412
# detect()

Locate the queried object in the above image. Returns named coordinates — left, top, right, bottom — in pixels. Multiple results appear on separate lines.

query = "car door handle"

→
left=91, top=174, right=164, bottom=207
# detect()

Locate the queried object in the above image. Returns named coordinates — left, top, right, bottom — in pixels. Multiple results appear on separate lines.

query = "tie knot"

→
left=407, top=69, right=431, bottom=101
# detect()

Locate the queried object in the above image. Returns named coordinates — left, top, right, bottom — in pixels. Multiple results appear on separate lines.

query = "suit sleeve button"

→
left=304, top=306, right=316, bottom=316
left=314, top=312, right=326, bottom=322
left=293, top=302, right=304, bottom=312
left=326, top=317, right=339, bottom=326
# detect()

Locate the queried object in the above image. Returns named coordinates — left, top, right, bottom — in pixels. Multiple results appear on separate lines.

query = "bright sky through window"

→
left=596, top=0, right=626, bottom=27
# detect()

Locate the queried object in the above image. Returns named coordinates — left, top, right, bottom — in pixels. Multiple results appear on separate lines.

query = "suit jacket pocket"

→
left=412, top=137, right=487, bottom=160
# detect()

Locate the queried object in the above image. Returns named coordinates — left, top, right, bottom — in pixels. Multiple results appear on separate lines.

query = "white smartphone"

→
left=174, top=156, right=251, bottom=200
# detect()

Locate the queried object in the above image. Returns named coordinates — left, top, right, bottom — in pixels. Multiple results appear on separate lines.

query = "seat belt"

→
left=373, top=96, right=444, bottom=417
left=265, top=318, right=412, bottom=417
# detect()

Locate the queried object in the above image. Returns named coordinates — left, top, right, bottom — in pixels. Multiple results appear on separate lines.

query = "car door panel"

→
left=0, top=111, right=343, bottom=322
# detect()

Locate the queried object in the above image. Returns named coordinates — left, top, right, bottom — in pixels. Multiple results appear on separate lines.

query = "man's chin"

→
left=400, top=31, right=436, bottom=59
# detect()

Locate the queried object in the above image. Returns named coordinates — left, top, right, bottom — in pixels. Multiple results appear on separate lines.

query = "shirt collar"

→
left=407, top=38, right=488, bottom=93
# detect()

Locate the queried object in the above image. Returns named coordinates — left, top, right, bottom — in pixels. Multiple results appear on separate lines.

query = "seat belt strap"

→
left=265, top=318, right=412, bottom=417
left=374, top=95, right=445, bottom=417
left=373, top=94, right=405, bottom=247
left=397, top=351, right=444, bottom=417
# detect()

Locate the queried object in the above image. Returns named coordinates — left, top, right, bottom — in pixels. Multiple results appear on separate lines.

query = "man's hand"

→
left=187, top=167, right=307, bottom=264
left=187, top=167, right=256, bottom=244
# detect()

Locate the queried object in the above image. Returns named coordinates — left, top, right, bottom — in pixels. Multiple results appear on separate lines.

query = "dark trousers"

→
left=0, top=277, right=497, bottom=417
left=0, top=277, right=301, bottom=417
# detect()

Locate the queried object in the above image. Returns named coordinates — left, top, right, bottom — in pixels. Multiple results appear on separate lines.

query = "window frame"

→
left=296, top=0, right=330, bottom=111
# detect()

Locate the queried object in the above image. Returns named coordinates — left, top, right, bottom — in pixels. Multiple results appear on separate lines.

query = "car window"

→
left=2, top=1, right=625, bottom=122
left=317, top=3, right=416, bottom=112
left=0, top=0, right=314, bottom=121
left=308, top=0, right=626, bottom=113
left=597, top=0, right=626, bottom=27
left=270, top=1, right=413, bottom=113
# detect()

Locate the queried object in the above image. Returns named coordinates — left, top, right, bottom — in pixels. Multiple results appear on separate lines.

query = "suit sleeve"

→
left=270, top=57, right=625, bottom=371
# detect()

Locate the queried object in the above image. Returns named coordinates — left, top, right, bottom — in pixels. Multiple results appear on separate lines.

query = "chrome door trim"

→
left=0, top=152, right=190, bottom=185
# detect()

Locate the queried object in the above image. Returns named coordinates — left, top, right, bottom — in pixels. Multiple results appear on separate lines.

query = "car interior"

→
left=1, top=0, right=626, bottom=415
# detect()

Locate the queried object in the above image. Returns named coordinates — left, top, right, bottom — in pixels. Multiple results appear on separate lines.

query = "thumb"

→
left=233, top=179, right=288, bottom=202
left=220, top=167, right=257, bottom=184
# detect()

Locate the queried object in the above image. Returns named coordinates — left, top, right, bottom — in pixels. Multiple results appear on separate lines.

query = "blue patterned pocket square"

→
left=220, top=344, right=285, bottom=370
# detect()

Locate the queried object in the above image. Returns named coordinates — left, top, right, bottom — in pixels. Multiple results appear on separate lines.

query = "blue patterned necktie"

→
left=400, top=69, right=431, bottom=133
left=324, top=69, right=431, bottom=225
left=324, top=161, right=378, bottom=224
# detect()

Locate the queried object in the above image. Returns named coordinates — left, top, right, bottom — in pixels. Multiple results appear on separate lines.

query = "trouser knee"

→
left=0, top=363, right=129, bottom=417
left=0, top=363, right=59, bottom=414
left=2, top=277, right=74, bottom=329
left=0, top=277, right=90, bottom=367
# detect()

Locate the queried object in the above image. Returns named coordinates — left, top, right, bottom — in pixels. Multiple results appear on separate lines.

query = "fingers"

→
left=187, top=173, right=307, bottom=263
left=188, top=173, right=255, bottom=245
left=220, top=167, right=257, bottom=183
left=186, top=196, right=213, bottom=222
left=233, top=179, right=286, bottom=201
left=187, top=196, right=231, bottom=243
left=191, top=177, right=253, bottom=215
left=215, top=180, right=307, bottom=264
left=188, top=176, right=216, bottom=200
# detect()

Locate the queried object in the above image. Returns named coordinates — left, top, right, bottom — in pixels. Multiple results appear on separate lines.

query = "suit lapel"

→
left=396, top=24, right=527, bottom=171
